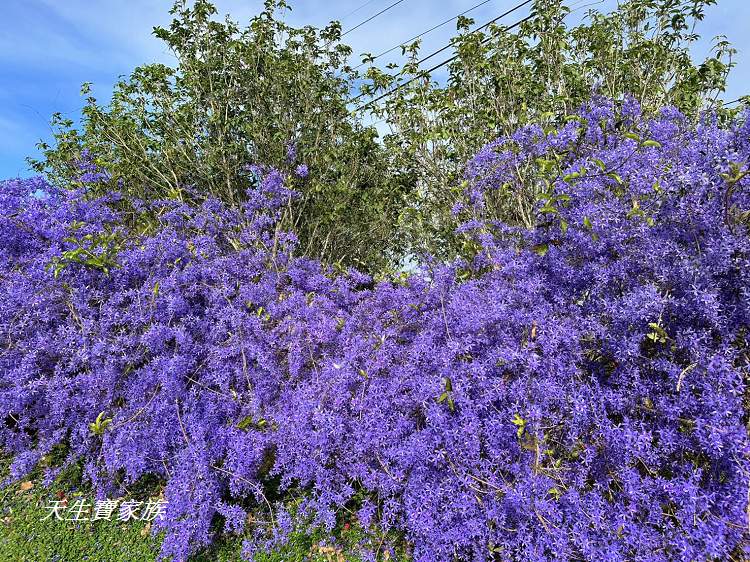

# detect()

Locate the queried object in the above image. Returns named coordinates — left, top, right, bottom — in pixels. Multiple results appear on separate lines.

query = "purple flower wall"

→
left=1, top=100, right=749, bottom=561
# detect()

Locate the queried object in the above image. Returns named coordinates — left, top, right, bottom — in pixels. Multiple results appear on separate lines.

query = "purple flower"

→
left=285, top=142, right=297, bottom=163
left=1, top=99, right=748, bottom=561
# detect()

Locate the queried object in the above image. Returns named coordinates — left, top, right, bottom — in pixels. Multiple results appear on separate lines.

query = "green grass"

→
left=1, top=452, right=406, bottom=561
left=0, top=454, right=161, bottom=561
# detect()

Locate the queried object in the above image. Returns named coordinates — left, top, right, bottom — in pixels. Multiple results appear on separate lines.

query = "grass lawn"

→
left=1, top=452, right=402, bottom=561
left=0, top=454, right=161, bottom=561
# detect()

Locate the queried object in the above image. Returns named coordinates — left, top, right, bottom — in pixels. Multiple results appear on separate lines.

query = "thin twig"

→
left=110, top=385, right=161, bottom=430
left=175, top=399, right=190, bottom=445
left=210, top=464, right=276, bottom=531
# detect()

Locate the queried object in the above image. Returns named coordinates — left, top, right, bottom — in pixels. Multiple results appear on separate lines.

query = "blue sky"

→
left=1, top=0, right=747, bottom=179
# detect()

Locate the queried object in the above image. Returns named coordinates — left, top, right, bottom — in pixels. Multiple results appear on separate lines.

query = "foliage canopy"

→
left=28, top=0, right=742, bottom=269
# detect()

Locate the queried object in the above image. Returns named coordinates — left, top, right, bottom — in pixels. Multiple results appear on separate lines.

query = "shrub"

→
left=29, top=0, right=740, bottom=271
left=366, top=0, right=738, bottom=261
left=2, top=100, right=748, bottom=560
left=30, top=0, right=408, bottom=272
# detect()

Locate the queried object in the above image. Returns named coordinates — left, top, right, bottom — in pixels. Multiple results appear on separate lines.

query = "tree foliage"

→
left=362, top=0, right=736, bottom=259
left=28, top=0, right=741, bottom=269
left=30, top=0, right=407, bottom=271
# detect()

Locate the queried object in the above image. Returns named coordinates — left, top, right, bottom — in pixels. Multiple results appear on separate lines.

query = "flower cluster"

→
left=1, top=100, right=748, bottom=561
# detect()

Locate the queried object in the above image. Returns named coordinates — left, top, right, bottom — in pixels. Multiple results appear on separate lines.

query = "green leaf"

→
left=511, top=413, right=526, bottom=438
left=446, top=395, right=455, bottom=413
left=236, top=416, right=255, bottom=431
left=642, top=139, right=662, bottom=148
left=532, top=243, right=549, bottom=257
left=437, top=378, right=455, bottom=412
left=592, top=158, right=606, bottom=171
left=647, top=322, right=668, bottom=344
left=89, top=411, right=112, bottom=436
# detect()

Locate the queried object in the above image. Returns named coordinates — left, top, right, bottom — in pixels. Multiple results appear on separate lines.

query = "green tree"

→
left=31, top=0, right=408, bottom=271
left=31, top=0, right=740, bottom=270
left=359, top=0, right=736, bottom=261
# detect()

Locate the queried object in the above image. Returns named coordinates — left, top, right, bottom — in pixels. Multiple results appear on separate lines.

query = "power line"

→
left=723, top=97, right=747, bottom=107
left=341, top=0, right=409, bottom=39
left=353, top=1, right=535, bottom=111
left=353, top=0, right=499, bottom=71
left=411, top=0, right=533, bottom=70
left=352, top=0, right=533, bottom=88
left=356, top=13, right=535, bottom=112
left=567, top=0, right=605, bottom=14
left=339, top=0, right=382, bottom=22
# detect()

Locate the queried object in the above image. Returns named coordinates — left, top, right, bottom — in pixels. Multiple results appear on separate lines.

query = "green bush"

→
left=362, top=0, right=737, bottom=260
left=30, top=0, right=740, bottom=269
